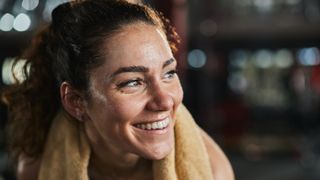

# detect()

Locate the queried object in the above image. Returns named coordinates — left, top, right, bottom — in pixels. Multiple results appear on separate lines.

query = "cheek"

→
left=107, top=96, right=146, bottom=123
left=172, top=80, right=184, bottom=106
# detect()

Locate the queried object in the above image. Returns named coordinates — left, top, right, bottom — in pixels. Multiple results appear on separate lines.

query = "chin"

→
left=133, top=122, right=175, bottom=160
left=143, top=141, right=174, bottom=160
left=147, top=150, right=171, bottom=160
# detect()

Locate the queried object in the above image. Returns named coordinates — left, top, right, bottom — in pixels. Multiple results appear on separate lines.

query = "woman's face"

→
left=83, top=22, right=183, bottom=160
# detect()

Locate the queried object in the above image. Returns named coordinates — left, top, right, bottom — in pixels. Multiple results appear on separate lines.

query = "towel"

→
left=39, top=105, right=214, bottom=180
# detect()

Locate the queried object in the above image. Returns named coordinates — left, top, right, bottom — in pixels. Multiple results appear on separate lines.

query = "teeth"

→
left=152, top=122, right=157, bottom=129
left=135, top=118, right=170, bottom=130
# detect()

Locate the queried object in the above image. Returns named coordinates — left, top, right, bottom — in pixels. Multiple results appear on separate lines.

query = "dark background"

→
left=1, top=0, right=320, bottom=179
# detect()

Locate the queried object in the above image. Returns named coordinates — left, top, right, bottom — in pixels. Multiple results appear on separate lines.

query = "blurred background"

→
left=1, top=0, right=320, bottom=179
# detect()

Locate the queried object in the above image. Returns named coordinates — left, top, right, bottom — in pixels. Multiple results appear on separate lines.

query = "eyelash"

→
left=116, top=78, right=144, bottom=89
left=164, top=70, right=177, bottom=79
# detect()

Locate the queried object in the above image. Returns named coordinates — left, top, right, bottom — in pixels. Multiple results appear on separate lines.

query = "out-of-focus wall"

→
left=185, top=0, right=320, bottom=179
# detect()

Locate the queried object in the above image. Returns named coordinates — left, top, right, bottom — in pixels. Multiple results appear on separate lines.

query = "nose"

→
left=146, top=83, right=174, bottom=111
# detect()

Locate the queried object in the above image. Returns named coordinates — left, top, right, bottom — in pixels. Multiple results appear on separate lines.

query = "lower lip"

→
left=133, top=122, right=171, bottom=135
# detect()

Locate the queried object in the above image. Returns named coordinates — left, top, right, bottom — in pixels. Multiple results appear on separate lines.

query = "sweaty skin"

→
left=80, top=22, right=183, bottom=179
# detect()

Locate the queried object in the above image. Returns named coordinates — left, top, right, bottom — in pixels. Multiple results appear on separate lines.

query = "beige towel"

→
left=39, top=105, right=213, bottom=180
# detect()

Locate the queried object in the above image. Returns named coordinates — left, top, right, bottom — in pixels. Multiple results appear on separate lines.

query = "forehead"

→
left=99, top=22, right=173, bottom=69
left=108, top=22, right=166, bottom=46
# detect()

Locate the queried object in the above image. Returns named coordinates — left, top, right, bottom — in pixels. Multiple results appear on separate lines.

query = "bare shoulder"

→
left=199, top=128, right=235, bottom=180
left=17, top=154, right=41, bottom=180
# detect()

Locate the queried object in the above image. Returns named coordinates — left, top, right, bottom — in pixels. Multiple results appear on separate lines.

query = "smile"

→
left=134, top=118, right=170, bottom=130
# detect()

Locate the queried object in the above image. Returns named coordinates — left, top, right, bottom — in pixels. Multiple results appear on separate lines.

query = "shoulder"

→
left=199, top=128, right=235, bottom=180
left=16, top=154, right=41, bottom=180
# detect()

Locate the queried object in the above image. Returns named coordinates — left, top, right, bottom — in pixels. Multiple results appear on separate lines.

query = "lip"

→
left=132, top=117, right=171, bottom=135
left=132, top=116, right=169, bottom=125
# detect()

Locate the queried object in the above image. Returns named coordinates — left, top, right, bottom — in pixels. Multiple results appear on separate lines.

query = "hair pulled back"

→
left=2, top=0, right=180, bottom=160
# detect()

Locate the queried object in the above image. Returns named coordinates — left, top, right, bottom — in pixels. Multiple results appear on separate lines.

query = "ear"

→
left=60, top=82, right=87, bottom=121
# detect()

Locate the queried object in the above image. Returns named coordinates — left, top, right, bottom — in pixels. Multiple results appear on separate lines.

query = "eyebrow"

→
left=163, top=58, right=175, bottom=68
left=109, top=58, right=176, bottom=78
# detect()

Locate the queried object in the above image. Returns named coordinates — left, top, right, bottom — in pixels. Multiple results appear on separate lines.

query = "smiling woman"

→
left=1, top=0, right=234, bottom=180
left=81, top=22, right=183, bottom=164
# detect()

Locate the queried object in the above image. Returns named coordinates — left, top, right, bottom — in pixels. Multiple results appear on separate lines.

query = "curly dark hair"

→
left=1, top=0, right=180, bottom=161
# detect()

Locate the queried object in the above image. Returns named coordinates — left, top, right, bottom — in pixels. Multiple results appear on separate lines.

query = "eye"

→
left=117, top=78, right=143, bottom=88
left=164, top=70, right=177, bottom=80
left=116, top=78, right=146, bottom=94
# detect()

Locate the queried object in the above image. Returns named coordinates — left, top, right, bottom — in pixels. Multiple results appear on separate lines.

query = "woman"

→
left=3, top=0, right=234, bottom=179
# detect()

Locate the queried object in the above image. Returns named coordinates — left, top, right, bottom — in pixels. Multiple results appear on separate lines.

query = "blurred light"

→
left=199, top=19, right=217, bottom=37
left=229, top=49, right=248, bottom=68
left=228, top=72, right=248, bottom=94
left=235, top=0, right=252, bottom=8
left=292, top=68, right=306, bottom=93
left=253, top=49, right=273, bottom=68
left=2, top=58, right=28, bottom=85
left=297, top=47, right=320, bottom=66
left=22, top=0, right=39, bottom=11
left=0, top=13, right=14, bottom=31
left=43, top=0, right=69, bottom=21
left=13, top=13, right=31, bottom=32
left=253, top=0, right=274, bottom=12
left=187, top=49, right=207, bottom=68
left=274, top=49, right=294, bottom=68
left=285, top=0, right=301, bottom=6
